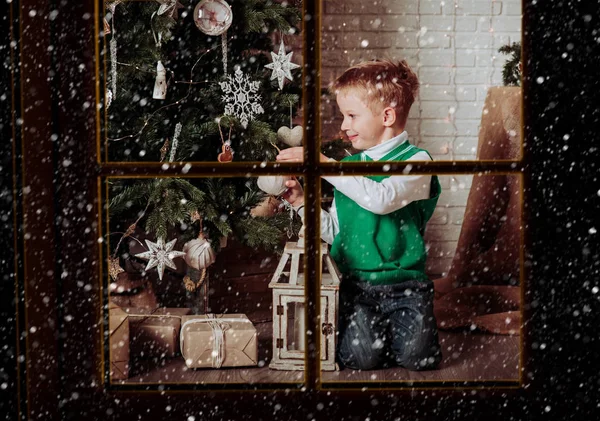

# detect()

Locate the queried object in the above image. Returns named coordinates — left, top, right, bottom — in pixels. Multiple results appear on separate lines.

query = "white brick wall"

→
left=320, top=0, right=521, bottom=274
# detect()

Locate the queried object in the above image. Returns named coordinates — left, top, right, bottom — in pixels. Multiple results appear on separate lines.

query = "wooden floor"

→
left=121, top=315, right=520, bottom=385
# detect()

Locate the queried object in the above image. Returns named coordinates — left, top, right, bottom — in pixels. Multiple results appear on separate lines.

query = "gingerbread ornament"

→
left=218, top=141, right=233, bottom=162
left=217, top=119, right=234, bottom=162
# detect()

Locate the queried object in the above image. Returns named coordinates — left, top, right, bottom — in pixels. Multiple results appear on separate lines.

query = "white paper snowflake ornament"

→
left=219, top=67, right=264, bottom=129
left=135, top=237, right=186, bottom=280
left=264, top=39, right=300, bottom=90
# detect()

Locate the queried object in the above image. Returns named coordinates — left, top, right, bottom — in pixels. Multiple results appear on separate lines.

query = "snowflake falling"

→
left=264, top=39, right=300, bottom=90
left=219, top=67, right=264, bottom=129
left=135, top=237, right=185, bottom=280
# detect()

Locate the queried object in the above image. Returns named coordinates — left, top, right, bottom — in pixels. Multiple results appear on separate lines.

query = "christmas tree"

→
left=105, top=0, right=303, bottom=283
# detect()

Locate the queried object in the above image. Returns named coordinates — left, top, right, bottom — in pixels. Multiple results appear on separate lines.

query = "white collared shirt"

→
left=298, top=132, right=432, bottom=245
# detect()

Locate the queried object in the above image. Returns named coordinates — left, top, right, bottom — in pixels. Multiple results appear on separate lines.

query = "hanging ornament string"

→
left=111, top=199, right=152, bottom=260
left=183, top=269, right=207, bottom=291
left=289, top=99, right=293, bottom=128
left=191, top=209, right=204, bottom=234
left=217, top=119, right=232, bottom=145
left=269, top=141, right=281, bottom=154
left=107, top=231, right=146, bottom=250
left=108, top=48, right=215, bottom=142
left=106, top=231, right=146, bottom=281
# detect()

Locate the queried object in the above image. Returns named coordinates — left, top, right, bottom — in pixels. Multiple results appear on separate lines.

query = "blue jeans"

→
left=337, top=279, right=442, bottom=371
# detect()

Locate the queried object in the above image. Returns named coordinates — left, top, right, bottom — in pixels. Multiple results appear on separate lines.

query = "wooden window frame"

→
left=9, top=0, right=597, bottom=420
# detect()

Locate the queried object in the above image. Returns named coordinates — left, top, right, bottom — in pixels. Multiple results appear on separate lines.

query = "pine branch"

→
left=144, top=208, right=167, bottom=240
left=232, top=216, right=285, bottom=252
left=274, top=93, right=300, bottom=110
left=245, top=10, right=267, bottom=33
left=171, top=178, right=207, bottom=205
left=109, top=181, right=153, bottom=215
left=238, top=188, right=265, bottom=213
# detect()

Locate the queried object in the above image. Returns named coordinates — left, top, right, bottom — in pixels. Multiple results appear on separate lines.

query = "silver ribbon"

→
left=206, top=314, right=228, bottom=368
left=181, top=315, right=252, bottom=368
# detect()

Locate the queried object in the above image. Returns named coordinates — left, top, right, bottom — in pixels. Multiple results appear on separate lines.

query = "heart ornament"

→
left=277, top=125, right=303, bottom=147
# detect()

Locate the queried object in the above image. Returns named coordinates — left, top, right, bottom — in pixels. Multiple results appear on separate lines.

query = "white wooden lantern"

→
left=268, top=241, right=341, bottom=371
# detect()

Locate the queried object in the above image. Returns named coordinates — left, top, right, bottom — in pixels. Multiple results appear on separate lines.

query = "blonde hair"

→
left=330, top=59, right=419, bottom=127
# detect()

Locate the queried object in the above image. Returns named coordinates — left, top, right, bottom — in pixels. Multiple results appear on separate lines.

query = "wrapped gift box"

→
left=125, top=307, right=192, bottom=358
left=108, top=302, right=130, bottom=380
left=109, top=272, right=159, bottom=310
left=180, top=314, right=258, bottom=369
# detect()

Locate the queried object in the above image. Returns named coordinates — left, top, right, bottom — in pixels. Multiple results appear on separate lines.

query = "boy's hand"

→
left=276, top=147, right=304, bottom=162
left=282, top=178, right=304, bottom=207
left=276, top=147, right=332, bottom=163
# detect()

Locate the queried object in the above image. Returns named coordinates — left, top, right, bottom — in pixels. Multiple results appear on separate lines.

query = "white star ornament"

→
left=264, top=39, right=300, bottom=90
left=135, top=237, right=186, bottom=280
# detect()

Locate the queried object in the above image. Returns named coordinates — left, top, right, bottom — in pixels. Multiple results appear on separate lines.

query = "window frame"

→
left=15, top=0, right=585, bottom=419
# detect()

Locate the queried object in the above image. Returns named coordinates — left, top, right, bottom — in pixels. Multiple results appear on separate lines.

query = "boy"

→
left=276, top=59, right=442, bottom=371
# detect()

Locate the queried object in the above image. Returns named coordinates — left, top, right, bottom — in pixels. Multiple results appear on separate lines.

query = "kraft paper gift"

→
left=125, top=307, right=192, bottom=357
left=180, top=314, right=258, bottom=369
left=108, top=302, right=130, bottom=380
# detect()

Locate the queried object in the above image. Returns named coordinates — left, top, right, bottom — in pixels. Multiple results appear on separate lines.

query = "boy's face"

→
left=336, top=90, right=387, bottom=150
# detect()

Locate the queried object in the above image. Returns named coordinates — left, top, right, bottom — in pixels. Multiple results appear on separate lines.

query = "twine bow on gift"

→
left=205, top=314, right=230, bottom=368
left=180, top=314, right=254, bottom=369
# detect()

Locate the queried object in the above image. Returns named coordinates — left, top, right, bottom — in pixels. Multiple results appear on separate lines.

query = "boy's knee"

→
left=394, top=343, right=442, bottom=371
left=338, top=335, right=385, bottom=370
left=338, top=347, right=381, bottom=371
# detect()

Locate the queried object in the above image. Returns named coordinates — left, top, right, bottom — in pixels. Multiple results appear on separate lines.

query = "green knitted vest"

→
left=330, top=141, right=441, bottom=285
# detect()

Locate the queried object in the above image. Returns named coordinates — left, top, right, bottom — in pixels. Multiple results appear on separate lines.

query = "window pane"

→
left=101, top=0, right=304, bottom=163
left=319, top=174, right=521, bottom=382
left=319, top=0, right=523, bottom=161
left=105, top=175, right=305, bottom=384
